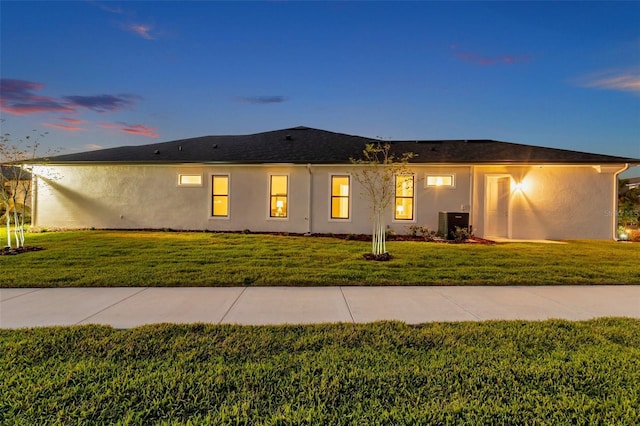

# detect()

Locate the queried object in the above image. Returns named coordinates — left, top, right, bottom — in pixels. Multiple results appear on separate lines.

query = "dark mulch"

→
left=1, top=246, right=45, bottom=256
left=363, top=252, right=392, bottom=261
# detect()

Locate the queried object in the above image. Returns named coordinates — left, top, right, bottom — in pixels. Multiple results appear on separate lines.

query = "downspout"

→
left=468, top=165, right=474, bottom=234
left=306, top=164, right=312, bottom=235
left=31, top=172, right=38, bottom=228
left=613, top=164, right=630, bottom=240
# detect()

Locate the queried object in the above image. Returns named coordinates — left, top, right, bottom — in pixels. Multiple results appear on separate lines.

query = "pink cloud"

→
left=57, top=117, right=86, bottom=124
left=123, top=23, right=155, bottom=40
left=101, top=122, right=159, bottom=138
left=0, top=79, right=142, bottom=116
left=577, top=68, right=640, bottom=94
left=43, top=122, right=85, bottom=132
left=0, top=79, right=75, bottom=115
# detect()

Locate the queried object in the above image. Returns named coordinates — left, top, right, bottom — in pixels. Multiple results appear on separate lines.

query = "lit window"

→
left=395, top=175, right=414, bottom=220
left=178, top=174, right=203, bottom=186
left=426, top=174, right=454, bottom=188
left=331, top=175, right=350, bottom=219
left=212, top=175, right=229, bottom=217
left=270, top=175, right=288, bottom=218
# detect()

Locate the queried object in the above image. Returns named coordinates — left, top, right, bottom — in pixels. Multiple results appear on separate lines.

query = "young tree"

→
left=1, top=130, right=45, bottom=249
left=350, top=143, right=414, bottom=258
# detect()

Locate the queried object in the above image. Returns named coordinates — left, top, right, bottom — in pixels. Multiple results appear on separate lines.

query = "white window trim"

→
left=425, top=173, right=456, bottom=189
left=393, top=174, right=416, bottom=223
left=210, top=173, right=230, bottom=220
left=267, top=173, right=290, bottom=220
left=329, top=174, right=352, bottom=222
left=177, top=173, right=203, bottom=187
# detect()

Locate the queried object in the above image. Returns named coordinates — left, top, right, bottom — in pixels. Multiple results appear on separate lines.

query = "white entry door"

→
left=485, top=176, right=510, bottom=238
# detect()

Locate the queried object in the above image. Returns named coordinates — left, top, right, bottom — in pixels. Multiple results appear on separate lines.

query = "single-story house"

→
left=30, top=126, right=639, bottom=240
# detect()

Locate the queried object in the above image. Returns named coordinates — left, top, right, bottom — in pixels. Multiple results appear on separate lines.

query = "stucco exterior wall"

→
left=33, top=164, right=473, bottom=235
left=32, top=162, right=621, bottom=239
left=472, top=165, right=619, bottom=240
left=33, top=164, right=312, bottom=233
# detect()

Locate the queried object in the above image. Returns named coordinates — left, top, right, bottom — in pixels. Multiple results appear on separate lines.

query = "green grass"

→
left=1, top=319, right=638, bottom=424
left=1, top=229, right=639, bottom=286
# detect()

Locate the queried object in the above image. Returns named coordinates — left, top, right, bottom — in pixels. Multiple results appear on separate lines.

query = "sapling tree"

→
left=0, top=130, right=46, bottom=249
left=350, top=142, right=414, bottom=258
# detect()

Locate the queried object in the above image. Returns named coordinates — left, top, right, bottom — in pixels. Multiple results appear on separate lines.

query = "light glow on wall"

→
left=511, top=177, right=531, bottom=193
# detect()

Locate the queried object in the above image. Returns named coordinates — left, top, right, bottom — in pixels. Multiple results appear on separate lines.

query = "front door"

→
left=485, top=176, right=510, bottom=238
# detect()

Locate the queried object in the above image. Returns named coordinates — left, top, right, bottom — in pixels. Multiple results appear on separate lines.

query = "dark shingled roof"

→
left=45, top=126, right=640, bottom=165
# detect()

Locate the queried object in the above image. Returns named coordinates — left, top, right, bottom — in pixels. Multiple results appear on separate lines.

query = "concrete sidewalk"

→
left=1, top=286, right=639, bottom=329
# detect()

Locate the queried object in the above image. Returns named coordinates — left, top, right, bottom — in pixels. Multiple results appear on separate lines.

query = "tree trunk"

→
left=371, top=208, right=386, bottom=255
left=4, top=204, right=11, bottom=248
left=12, top=209, right=20, bottom=248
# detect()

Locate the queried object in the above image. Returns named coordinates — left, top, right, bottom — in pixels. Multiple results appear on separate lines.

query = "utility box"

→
left=438, top=212, right=470, bottom=239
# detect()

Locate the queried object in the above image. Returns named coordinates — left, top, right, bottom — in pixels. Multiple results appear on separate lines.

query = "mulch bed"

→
left=1, top=246, right=45, bottom=256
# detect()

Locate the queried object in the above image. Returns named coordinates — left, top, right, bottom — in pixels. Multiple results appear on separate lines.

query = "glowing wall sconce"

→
left=511, top=179, right=530, bottom=193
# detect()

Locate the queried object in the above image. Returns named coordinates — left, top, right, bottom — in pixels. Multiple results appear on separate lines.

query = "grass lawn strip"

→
left=1, top=319, right=638, bottom=424
left=1, top=230, right=640, bottom=286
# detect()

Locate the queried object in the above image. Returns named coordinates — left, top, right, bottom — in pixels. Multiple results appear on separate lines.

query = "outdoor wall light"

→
left=512, top=179, right=529, bottom=193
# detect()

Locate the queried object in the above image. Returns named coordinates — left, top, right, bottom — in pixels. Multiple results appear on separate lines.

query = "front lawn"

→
left=1, top=319, right=638, bottom=424
left=1, top=230, right=639, bottom=286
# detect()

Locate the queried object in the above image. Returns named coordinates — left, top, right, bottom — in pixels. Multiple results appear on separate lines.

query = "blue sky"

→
left=1, top=1, right=639, bottom=175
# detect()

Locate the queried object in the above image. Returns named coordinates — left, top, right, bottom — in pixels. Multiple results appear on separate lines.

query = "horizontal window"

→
left=178, top=174, right=203, bottom=186
left=426, top=174, right=455, bottom=188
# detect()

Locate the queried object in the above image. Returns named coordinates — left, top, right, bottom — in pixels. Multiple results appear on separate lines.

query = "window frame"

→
left=329, top=174, right=351, bottom=221
left=394, top=174, right=415, bottom=222
left=425, top=173, right=456, bottom=189
left=211, top=174, right=230, bottom=218
left=177, top=173, right=203, bottom=187
left=268, top=174, right=289, bottom=219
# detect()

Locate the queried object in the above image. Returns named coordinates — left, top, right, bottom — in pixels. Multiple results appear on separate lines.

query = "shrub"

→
left=405, top=225, right=438, bottom=241
left=451, top=226, right=472, bottom=243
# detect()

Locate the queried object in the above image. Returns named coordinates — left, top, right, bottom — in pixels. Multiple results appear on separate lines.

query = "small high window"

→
left=178, top=174, right=203, bottom=186
left=395, top=175, right=414, bottom=220
left=426, top=174, right=455, bottom=188
left=212, top=175, right=229, bottom=217
left=331, top=175, right=350, bottom=219
left=270, top=175, right=288, bottom=218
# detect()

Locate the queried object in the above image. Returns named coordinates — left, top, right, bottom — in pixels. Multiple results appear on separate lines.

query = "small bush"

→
left=406, top=225, right=438, bottom=241
left=450, top=226, right=473, bottom=243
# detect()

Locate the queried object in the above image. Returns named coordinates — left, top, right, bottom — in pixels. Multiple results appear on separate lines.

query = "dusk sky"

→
left=1, top=1, right=639, bottom=176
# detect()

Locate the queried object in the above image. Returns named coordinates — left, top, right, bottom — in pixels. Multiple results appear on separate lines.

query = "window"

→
left=178, top=174, right=203, bottom=186
left=269, top=175, right=288, bottom=218
left=331, top=175, right=350, bottom=219
left=212, top=175, right=229, bottom=217
left=395, top=175, right=414, bottom=220
left=426, top=174, right=455, bottom=188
